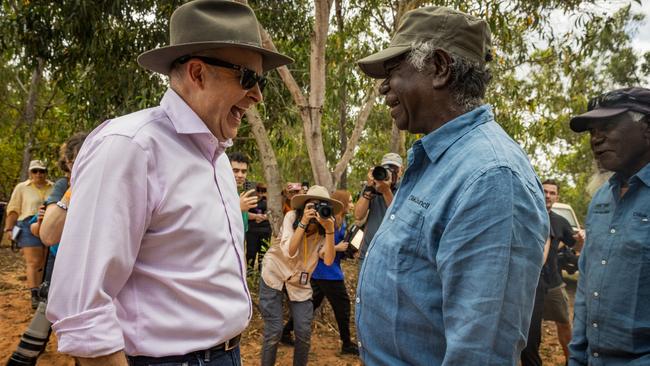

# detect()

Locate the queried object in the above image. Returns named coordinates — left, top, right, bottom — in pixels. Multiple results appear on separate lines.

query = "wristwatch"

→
left=298, top=222, right=307, bottom=229
left=56, top=200, right=69, bottom=211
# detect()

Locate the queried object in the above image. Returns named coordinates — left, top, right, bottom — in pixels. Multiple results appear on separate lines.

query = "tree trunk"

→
left=19, top=57, right=44, bottom=181
left=302, top=0, right=334, bottom=190
left=245, top=108, right=284, bottom=234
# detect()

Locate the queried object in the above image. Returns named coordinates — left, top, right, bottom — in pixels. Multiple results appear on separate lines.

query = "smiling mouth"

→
left=230, top=106, right=246, bottom=121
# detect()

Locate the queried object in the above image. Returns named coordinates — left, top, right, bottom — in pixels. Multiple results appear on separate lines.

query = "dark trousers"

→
left=521, top=279, right=546, bottom=366
left=245, top=230, right=270, bottom=270
left=285, top=279, right=353, bottom=346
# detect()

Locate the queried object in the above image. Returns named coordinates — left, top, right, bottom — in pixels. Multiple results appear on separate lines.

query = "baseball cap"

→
left=381, top=153, right=403, bottom=168
left=28, top=160, right=46, bottom=171
left=570, top=87, right=650, bottom=132
left=357, top=6, right=492, bottom=79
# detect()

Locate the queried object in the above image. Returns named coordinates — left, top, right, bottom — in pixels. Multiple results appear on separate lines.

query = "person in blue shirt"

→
left=568, top=87, right=650, bottom=365
left=354, top=6, right=549, bottom=365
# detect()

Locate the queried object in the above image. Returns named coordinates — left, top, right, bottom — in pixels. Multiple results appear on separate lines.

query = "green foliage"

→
left=0, top=0, right=648, bottom=222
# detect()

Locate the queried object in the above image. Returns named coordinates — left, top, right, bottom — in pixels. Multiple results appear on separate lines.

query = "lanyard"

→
left=302, top=233, right=318, bottom=267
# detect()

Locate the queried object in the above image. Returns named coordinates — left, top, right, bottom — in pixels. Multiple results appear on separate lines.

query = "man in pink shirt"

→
left=45, top=1, right=292, bottom=365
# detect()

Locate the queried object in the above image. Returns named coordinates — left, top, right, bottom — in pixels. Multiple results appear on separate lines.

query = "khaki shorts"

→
left=542, top=284, right=571, bottom=323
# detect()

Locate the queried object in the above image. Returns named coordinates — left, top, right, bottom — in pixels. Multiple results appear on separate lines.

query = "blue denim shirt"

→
left=355, top=105, right=548, bottom=365
left=569, top=163, right=650, bottom=366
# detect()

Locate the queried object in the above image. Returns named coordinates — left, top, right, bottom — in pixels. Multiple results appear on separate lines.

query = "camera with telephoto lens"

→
left=371, top=165, right=388, bottom=181
left=313, top=201, right=333, bottom=218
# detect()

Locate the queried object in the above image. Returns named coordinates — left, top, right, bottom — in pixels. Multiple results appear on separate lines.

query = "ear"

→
left=429, top=49, right=453, bottom=89
left=186, top=60, right=208, bottom=89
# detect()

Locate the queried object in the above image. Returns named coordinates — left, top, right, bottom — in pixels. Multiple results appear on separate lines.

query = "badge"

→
left=299, top=272, right=309, bottom=285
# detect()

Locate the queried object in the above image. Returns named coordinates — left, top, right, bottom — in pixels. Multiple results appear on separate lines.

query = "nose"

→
left=379, top=78, right=390, bottom=95
left=248, top=83, right=263, bottom=103
left=589, top=128, right=605, bottom=147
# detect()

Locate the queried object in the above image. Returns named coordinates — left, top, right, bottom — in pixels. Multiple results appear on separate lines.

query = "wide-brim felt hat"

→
left=357, top=6, right=492, bottom=79
left=137, top=0, right=293, bottom=75
left=290, top=185, right=343, bottom=215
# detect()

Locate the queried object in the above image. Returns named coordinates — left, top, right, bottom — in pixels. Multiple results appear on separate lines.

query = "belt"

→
left=127, top=335, right=240, bottom=366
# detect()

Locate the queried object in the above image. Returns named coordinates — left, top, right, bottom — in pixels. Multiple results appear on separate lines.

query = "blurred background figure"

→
left=4, top=159, right=53, bottom=309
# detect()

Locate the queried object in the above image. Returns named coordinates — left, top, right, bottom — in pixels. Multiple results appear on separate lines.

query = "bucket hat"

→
left=381, top=152, right=403, bottom=168
left=357, top=6, right=492, bottom=79
left=138, top=0, right=293, bottom=75
left=290, top=185, right=343, bottom=215
left=570, top=87, right=650, bottom=132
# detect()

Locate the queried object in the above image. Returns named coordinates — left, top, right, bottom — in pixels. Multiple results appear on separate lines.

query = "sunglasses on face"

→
left=31, top=169, right=46, bottom=174
left=257, top=188, right=267, bottom=193
left=588, top=92, right=644, bottom=111
left=177, top=55, right=267, bottom=92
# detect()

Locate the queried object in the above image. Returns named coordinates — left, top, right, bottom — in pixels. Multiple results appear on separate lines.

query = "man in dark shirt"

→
left=541, top=179, right=584, bottom=365
left=353, top=152, right=402, bottom=263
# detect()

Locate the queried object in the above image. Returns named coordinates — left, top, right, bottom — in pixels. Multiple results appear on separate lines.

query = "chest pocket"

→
left=373, top=210, right=425, bottom=271
left=621, top=212, right=650, bottom=264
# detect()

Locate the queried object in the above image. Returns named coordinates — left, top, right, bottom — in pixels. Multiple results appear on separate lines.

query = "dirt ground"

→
left=0, top=243, right=570, bottom=365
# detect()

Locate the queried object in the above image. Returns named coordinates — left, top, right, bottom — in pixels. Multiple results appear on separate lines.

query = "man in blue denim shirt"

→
left=568, top=87, right=650, bottom=365
left=355, top=6, right=549, bottom=365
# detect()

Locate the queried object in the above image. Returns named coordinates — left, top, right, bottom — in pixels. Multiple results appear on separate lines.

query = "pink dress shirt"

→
left=46, top=89, right=251, bottom=357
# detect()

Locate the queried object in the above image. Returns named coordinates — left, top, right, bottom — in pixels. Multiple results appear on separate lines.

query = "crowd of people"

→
left=2, top=1, right=649, bottom=366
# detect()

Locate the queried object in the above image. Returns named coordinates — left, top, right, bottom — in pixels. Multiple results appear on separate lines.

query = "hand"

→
left=4, top=230, right=12, bottom=243
left=37, top=205, right=46, bottom=223
left=366, top=169, right=375, bottom=187
left=573, top=229, right=586, bottom=251
left=375, top=170, right=392, bottom=194
left=316, top=213, right=335, bottom=232
left=240, top=189, right=258, bottom=212
left=255, top=214, right=268, bottom=223
left=301, top=204, right=317, bottom=226
left=336, top=241, right=349, bottom=252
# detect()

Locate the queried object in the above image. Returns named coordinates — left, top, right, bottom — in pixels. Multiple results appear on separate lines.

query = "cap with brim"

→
left=29, top=160, right=46, bottom=171
left=290, top=185, right=343, bottom=215
left=358, top=6, right=492, bottom=79
left=137, top=0, right=293, bottom=75
left=569, top=108, right=629, bottom=132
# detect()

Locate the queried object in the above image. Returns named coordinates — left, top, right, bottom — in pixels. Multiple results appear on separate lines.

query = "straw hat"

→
left=137, top=0, right=293, bottom=75
left=290, top=185, right=343, bottom=215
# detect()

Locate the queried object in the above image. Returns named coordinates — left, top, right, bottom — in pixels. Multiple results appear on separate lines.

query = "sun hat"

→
left=286, top=182, right=302, bottom=192
left=137, top=0, right=293, bottom=75
left=357, top=6, right=492, bottom=79
left=570, top=87, right=650, bottom=132
left=290, top=185, right=343, bottom=215
left=381, top=152, right=403, bottom=168
left=28, top=160, right=47, bottom=171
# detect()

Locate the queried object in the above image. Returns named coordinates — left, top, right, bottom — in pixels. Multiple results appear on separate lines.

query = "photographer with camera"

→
left=229, top=152, right=258, bottom=233
left=282, top=190, right=359, bottom=355
left=259, top=185, right=341, bottom=366
left=353, top=152, right=403, bottom=264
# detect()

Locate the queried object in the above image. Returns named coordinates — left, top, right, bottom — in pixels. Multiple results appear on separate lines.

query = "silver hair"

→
left=407, top=40, right=492, bottom=112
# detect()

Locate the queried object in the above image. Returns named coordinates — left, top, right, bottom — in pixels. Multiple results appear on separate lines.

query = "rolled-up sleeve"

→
left=46, top=135, right=151, bottom=357
left=279, top=210, right=299, bottom=259
left=436, top=167, right=547, bottom=365
left=6, top=183, right=23, bottom=216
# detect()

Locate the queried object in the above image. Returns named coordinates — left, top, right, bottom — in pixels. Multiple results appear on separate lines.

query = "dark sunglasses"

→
left=257, top=188, right=267, bottom=193
left=588, top=91, right=644, bottom=111
left=31, top=169, right=46, bottom=174
left=177, top=55, right=267, bottom=92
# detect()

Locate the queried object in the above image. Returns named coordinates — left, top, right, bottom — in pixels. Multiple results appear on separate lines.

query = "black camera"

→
left=372, top=165, right=388, bottom=181
left=313, top=201, right=333, bottom=218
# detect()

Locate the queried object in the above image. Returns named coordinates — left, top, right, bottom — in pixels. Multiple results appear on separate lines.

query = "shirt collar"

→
left=160, top=88, right=233, bottom=156
left=419, top=104, right=493, bottom=163
left=611, top=162, right=650, bottom=188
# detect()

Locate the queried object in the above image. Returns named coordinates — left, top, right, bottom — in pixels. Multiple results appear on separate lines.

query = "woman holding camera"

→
left=260, top=185, right=341, bottom=366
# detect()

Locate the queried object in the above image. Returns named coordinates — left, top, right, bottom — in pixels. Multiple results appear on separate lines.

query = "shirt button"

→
left=358, top=341, right=362, bottom=348
left=356, top=297, right=360, bottom=304
left=390, top=214, right=395, bottom=220
left=601, top=259, right=607, bottom=265
left=593, top=352, right=599, bottom=357
left=593, top=291, right=599, bottom=297
left=610, top=228, right=616, bottom=234
left=592, top=322, right=598, bottom=328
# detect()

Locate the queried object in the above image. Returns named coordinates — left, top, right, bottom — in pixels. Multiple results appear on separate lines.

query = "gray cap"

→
left=381, top=152, right=403, bottom=168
